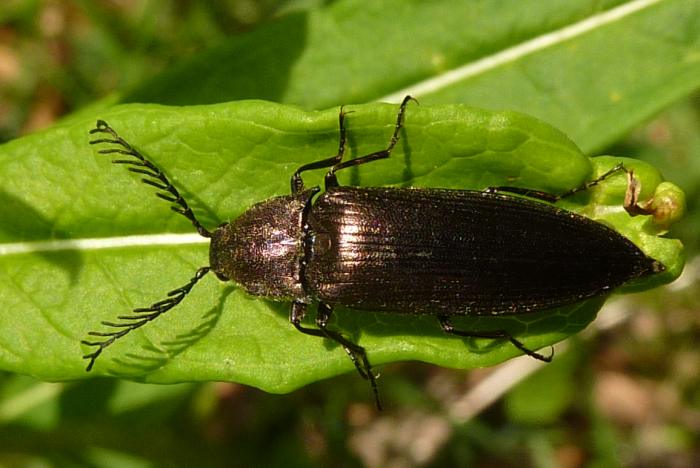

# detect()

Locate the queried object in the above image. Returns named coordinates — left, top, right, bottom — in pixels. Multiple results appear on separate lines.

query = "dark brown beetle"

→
left=84, top=97, right=663, bottom=409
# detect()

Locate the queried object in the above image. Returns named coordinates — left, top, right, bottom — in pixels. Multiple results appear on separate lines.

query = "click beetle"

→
left=83, top=97, right=664, bottom=409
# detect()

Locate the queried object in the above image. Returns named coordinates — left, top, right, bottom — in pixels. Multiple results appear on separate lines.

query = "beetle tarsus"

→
left=556, top=162, right=627, bottom=200
left=486, top=162, right=631, bottom=205
left=290, top=301, right=382, bottom=410
left=506, top=338, right=554, bottom=362
left=315, top=302, right=382, bottom=410
left=291, top=108, right=352, bottom=194
left=323, top=95, right=415, bottom=189
left=292, top=96, right=416, bottom=194
left=438, top=316, right=552, bottom=362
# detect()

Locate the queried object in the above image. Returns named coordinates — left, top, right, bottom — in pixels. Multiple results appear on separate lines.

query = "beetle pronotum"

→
left=83, top=97, right=664, bottom=409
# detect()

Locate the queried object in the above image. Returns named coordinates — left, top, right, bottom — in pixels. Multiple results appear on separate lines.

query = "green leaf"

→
left=121, top=0, right=700, bottom=153
left=0, top=101, right=684, bottom=393
left=504, top=343, right=583, bottom=424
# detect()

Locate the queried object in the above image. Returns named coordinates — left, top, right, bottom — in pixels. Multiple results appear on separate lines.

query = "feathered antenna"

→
left=88, top=120, right=211, bottom=238
left=83, top=121, right=211, bottom=371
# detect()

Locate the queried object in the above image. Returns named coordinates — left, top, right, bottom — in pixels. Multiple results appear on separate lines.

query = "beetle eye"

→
left=214, top=271, right=229, bottom=281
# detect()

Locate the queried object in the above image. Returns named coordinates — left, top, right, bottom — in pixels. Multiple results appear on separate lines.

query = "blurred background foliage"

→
left=0, top=0, right=698, bottom=466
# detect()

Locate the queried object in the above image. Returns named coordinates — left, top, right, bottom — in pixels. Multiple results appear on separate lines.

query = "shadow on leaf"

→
left=108, top=286, right=235, bottom=375
left=0, top=189, right=83, bottom=283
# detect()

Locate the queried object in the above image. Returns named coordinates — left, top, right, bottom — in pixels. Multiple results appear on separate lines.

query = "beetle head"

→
left=209, top=189, right=317, bottom=300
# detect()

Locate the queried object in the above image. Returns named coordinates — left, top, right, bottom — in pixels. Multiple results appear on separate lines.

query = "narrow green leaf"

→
left=122, top=0, right=700, bottom=153
left=0, top=101, right=684, bottom=393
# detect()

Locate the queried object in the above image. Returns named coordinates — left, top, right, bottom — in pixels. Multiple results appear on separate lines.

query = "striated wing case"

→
left=305, top=186, right=661, bottom=315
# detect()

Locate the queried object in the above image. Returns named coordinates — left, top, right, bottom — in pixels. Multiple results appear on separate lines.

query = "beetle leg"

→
left=290, top=107, right=350, bottom=194
left=438, top=316, right=553, bottom=362
left=290, top=300, right=331, bottom=340
left=291, top=301, right=382, bottom=409
left=317, top=302, right=382, bottom=410
left=486, top=163, right=632, bottom=204
left=315, top=304, right=367, bottom=375
left=556, top=163, right=627, bottom=200
left=290, top=301, right=328, bottom=340
left=487, top=164, right=654, bottom=219
left=484, top=185, right=559, bottom=203
left=290, top=302, right=366, bottom=376
left=324, top=95, right=416, bottom=189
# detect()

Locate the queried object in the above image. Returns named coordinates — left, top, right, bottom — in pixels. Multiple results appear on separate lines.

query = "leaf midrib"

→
left=0, top=233, right=208, bottom=256
left=378, top=0, right=665, bottom=102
